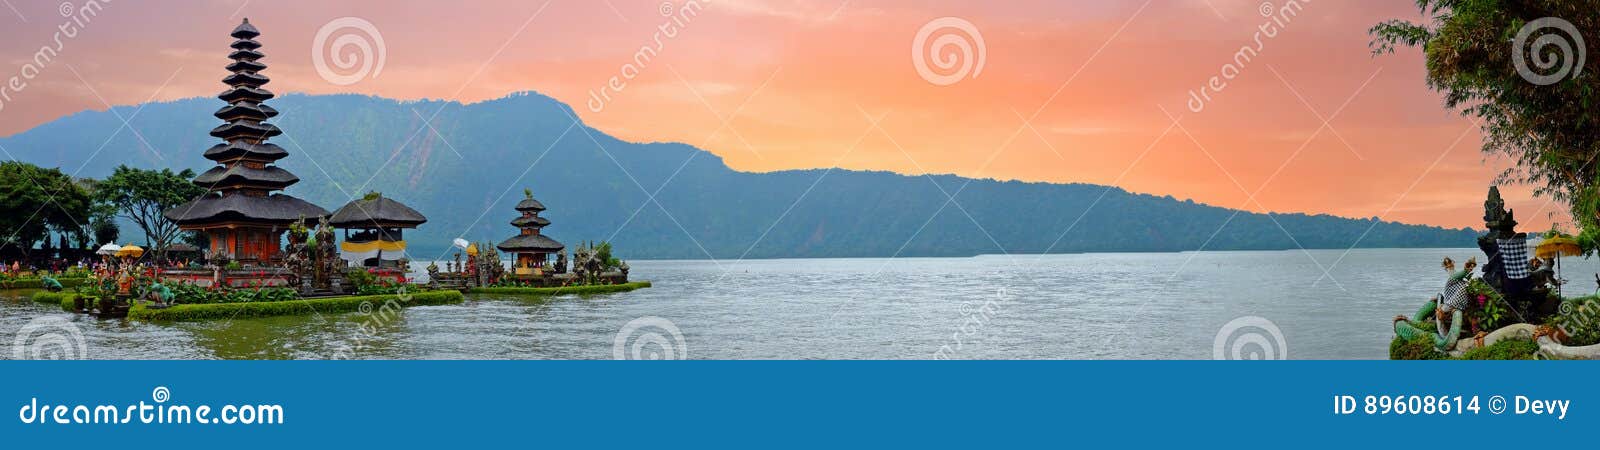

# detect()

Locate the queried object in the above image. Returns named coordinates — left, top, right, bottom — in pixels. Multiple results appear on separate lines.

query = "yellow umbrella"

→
left=465, top=243, right=479, bottom=257
left=1535, top=236, right=1582, bottom=297
left=1536, top=236, right=1582, bottom=258
left=114, top=244, right=145, bottom=258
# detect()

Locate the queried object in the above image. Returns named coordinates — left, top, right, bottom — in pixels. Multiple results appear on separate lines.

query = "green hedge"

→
left=1, top=277, right=88, bottom=290
left=469, top=281, right=652, bottom=296
left=30, top=291, right=76, bottom=306
left=128, top=290, right=465, bottom=322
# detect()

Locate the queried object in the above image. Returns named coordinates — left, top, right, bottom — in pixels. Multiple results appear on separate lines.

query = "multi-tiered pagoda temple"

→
left=497, top=189, right=565, bottom=275
left=164, top=19, right=328, bottom=263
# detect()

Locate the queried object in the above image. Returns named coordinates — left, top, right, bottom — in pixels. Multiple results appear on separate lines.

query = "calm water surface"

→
left=4, top=249, right=1594, bottom=359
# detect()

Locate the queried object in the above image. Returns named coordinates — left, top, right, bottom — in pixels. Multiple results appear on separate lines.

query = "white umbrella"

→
left=452, top=238, right=471, bottom=250
left=96, top=243, right=121, bottom=256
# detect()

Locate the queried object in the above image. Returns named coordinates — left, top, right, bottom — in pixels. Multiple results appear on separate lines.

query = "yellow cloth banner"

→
left=340, top=240, right=407, bottom=252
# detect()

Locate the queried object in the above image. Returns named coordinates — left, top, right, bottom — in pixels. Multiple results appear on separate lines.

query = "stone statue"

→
left=146, top=282, right=175, bottom=306
left=315, top=216, right=338, bottom=290
left=286, top=217, right=311, bottom=292
left=479, top=241, right=505, bottom=285
left=426, top=261, right=440, bottom=290
left=1477, top=186, right=1513, bottom=292
left=1475, top=186, right=1555, bottom=320
left=572, top=243, right=593, bottom=282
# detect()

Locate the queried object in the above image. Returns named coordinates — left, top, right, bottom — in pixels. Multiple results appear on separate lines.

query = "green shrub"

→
left=1390, top=335, right=1446, bottom=360
left=470, top=281, right=652, bottom=297
left=167, top=282, right=298, bottom=304
left=344, top=269, right=409, bottom=296
left=1551, top=297, right=1600, bottom=347
left=30, top=291, right=75, bottom=305
left=0, top=277, right=89, bottom=290
left=1457, top=339, right=1540, bottom=360
left=128, top=290, right=463, bottom=322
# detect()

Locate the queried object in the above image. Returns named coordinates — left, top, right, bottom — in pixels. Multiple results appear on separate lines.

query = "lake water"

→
left=3, top=248, right=1595, bottom=360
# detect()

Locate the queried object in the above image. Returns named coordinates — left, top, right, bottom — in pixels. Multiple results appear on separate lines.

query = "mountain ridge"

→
left=0, top=91, right=1479, bottom=259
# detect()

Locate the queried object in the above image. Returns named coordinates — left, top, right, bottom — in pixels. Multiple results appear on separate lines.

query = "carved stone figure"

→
left=1477, top=186, right=1514, bottom=292
left=285, top=217, right=311, bottom=292
left=1474, top=186, right=1556, bottom=320
left=315, top=216, right=338, bottom=290
left=572, top=244, right=593, bottom=282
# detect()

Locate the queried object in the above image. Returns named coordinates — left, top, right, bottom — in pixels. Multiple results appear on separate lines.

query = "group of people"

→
left=0, top=258, right=94, bottom=276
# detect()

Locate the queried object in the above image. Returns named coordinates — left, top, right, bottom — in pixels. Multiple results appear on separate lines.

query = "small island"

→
left=25, top=19, right=646, bottom=322
left=431, top=189, right=646, bottom=295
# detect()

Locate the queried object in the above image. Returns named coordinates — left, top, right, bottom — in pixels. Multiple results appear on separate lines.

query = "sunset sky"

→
left=0, top=0, right=1571, bottom=231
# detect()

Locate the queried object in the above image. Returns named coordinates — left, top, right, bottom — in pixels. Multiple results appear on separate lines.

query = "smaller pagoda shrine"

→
left=497, top=189, right=565, bottom=276
left=330, top=192, right=427, bottom=275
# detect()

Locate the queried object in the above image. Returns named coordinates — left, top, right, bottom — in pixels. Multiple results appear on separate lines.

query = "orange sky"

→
left=0, top=0, right=1573, bottom=231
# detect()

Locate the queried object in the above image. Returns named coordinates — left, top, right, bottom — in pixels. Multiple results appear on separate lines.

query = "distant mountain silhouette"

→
left=0, top=92, right=1479, bottom=259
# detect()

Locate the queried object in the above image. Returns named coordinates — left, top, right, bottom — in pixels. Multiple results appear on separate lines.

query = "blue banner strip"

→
left=1, top=361, right=1591, bottom=448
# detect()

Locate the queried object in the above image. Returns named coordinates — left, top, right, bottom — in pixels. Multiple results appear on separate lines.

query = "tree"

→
left=0, top=161, right=91, bottom=253
left=95, top=165, right=205, bottom=260
left=1371, top=1, right=1600, bottom=247
left=69, top=177, right=120, bottom=249
left=92, top=215, right=120, bottom=249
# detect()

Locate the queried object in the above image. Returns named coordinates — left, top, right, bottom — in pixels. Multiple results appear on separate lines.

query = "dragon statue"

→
left=39, top=275, right=63, bottom=292
left=144, top=282, right=175, bottom=305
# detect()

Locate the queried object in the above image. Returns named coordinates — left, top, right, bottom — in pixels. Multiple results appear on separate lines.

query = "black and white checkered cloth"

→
left=1498, top=237, right=1530, bottom=280
left=1441, top=277, right=1472, bottom=311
